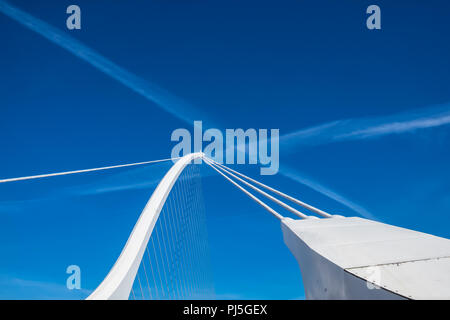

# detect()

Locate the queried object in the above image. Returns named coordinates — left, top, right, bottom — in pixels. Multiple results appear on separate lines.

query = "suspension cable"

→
left=203, top=157, right=284, bottom=220
left=208, top=158, right=332, bottom=218
left=205, top=158, right=309, bottom=219
left=0, top=157, right=179, bottom=184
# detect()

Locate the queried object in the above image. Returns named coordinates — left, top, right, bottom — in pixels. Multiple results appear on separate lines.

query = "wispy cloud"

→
left=336, top=113, right=450, bottom=141
left=78, top=180, right=160, bottom=195
left=280, top=103, right=450, bottom=149
left=72, top=164, right=164, bottom=196
left=0, top=162, right=214, bottom=213
left=0, top=1, right=211, bottom=125
left=0, top=164, right=168, bottom=213
left=279, top=165, right=377, bottom=220
left=213, top=292, right=243, bottom=300
left=0, top=275, right=92, bottom=299
left=229, top=104, right=450, bottom=168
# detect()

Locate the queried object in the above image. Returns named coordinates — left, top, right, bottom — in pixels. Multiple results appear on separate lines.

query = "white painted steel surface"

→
left=87, top=153, right=204, bottom=300
left=282, top=216, right=450, bottom=299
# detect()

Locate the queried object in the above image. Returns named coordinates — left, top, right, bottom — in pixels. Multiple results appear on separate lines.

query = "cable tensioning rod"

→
left=210, top=159, right=332, bottom=218
left=205, top=158, right=309, bottom=219
left=0, top=157, right=179, bottom=184
left=203, top=157, right=284, bottom=220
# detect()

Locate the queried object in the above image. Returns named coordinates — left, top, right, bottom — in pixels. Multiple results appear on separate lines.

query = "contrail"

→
left=230, top=104, right=450, bottom=161
left=280, top=103, right=450, bottom=149
left=279, top=166, right=377, bottom=220
left=3, top=0, right=444, bottom=220
left=0, top=157, right=176, bottom=184
left=336, top=113, right=450, bottom=140
left=0, top=1, right=210, bottom=125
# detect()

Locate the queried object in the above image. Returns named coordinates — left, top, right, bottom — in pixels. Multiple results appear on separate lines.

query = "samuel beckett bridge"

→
left=1, top=153, right=450, bottom=300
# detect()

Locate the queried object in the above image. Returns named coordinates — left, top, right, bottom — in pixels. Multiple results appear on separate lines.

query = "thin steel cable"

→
left=173, top=180, right=188, bottom=299
left=184, top=165, right=198, bottom=298
left=141, top=250, right=153, bottom=300
left=190, top=166, right=204, bottom=297
left=191, top=166, right=203, bottom=297
left=128, top=159, right=213, bottom=300
left=203, top=158, right=284, bottom=220
left=186, top=165, right=199, bottom=299
left=209, top=158, right=332, bottom=218
left=158, top=211, right=172, bottom=299
left=0, top=157, right=178, bottom=183
left=194, top=167, right=208, bottom=297
left=188, top=165, right=202, bottom=298
left=167, top=192, right=182, bottom=299
left=175, top=181, right=189, bottom=300
left=192, top=165, right=205, bottom=295
left=172, top=181, right=185, bottom=299
left=161, top=208, right=175, bottom=299
left=195, top=164, right=215, bottom=297
left=146, top=246, right=159, bottom=299
left=151, top=236, right=165, bottom=298
left=155, top=222, right=169, bottom=299
left=179, top=167, right=195, bottom=298
left=196, top=166, right=214, bottom=298
left=195, top=165, right=212, bottom=297
left=161, top=205, right=175, bottom=299
left=186, top=165, right=201, bottom=297
left=208, top=160, right=309, bottom=219
left=137, top=272, right=145, bottom=300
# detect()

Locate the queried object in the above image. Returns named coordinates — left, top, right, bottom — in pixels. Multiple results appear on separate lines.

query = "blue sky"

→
left=0, top=0, right=450, bottom=299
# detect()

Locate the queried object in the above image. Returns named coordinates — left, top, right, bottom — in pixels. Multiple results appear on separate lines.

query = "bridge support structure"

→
left=282, top=216, right=450, bottom=299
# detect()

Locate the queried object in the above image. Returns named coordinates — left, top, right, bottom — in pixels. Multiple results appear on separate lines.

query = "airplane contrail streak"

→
left=0, top=1, right=209, bottom=125
left=280, top=103, right=450, bottom=149
left=279, top=166, right=377, bottom=220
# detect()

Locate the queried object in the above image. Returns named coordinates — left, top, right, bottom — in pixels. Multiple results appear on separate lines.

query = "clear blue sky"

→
left=0, top=0, right=450, bottom=299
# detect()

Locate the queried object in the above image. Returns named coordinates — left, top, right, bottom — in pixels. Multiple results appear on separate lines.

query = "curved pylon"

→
left=87, top=152, right=204, bottom=300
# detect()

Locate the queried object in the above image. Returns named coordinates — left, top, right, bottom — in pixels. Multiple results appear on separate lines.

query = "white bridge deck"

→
left=282, top=216, right=450, bottom=299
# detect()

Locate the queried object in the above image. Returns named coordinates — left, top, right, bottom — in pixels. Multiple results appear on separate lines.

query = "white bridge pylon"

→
left=87, top=153, right=205, bottom=300
left=86, top=152, right=332, bottom=300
